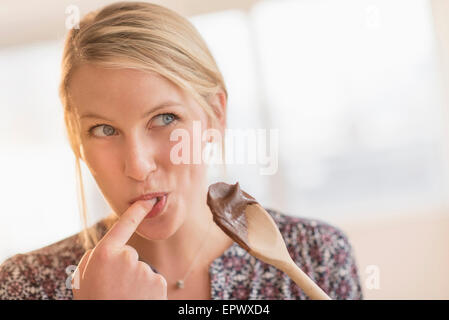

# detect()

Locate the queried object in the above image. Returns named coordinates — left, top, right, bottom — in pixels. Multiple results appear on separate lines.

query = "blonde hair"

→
left=58, top=1, right=228, bottom=251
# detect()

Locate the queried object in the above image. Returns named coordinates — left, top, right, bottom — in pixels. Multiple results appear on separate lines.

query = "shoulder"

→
left=0, top=220, right=107, bottom=300
left=265, top=208, right=363, bottom=299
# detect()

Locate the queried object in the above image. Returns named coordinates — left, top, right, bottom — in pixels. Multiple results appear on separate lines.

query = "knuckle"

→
left=155, top=274, right=167, bottom=288
left=123, top=244, right=137, bottom=253
left=137, top=261, right=152, bottom=274
left=121, top=248, right=137, bottom=263
left=95, top=246, right=112, bottom=261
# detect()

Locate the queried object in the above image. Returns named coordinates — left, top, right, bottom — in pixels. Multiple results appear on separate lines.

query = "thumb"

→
left=72, top=249, right=92, bottom=290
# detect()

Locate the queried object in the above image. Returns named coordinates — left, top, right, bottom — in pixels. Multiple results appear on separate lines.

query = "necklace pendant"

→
left=176, top=280, right=184, bottom=289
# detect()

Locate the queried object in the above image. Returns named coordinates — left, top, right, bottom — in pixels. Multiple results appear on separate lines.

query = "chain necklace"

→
left=174, top=220, right=213, bottom=289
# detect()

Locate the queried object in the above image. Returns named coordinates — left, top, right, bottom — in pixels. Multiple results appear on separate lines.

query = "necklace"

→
left=174, top=220, right=213, bottom=289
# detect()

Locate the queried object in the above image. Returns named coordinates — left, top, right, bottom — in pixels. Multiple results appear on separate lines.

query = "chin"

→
left=135, top=216, right=180, bottom=240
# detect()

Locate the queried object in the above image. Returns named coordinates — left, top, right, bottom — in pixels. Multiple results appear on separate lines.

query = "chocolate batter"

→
left=206, top=182, right=258, bottom=252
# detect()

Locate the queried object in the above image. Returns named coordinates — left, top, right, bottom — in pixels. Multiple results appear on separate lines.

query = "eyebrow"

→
left=79, top=101, right=183, bottom=121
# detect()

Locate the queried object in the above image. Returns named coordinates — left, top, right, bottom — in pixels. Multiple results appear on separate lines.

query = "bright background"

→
left=1, top=0, right=449, bottom=299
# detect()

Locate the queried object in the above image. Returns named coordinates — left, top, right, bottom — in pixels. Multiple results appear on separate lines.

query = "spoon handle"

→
left=280, top=259, right=332, bottom=300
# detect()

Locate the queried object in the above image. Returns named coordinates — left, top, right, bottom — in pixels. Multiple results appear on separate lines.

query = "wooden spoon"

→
left=207, top=181, right=331, bottom=300
left=244, top=203, right=331, bottom=300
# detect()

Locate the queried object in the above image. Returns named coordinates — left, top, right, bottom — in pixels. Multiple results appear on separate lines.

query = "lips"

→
left=129, top=192, right=168, bottom=205
left=145, top=193, right=168, bottom=219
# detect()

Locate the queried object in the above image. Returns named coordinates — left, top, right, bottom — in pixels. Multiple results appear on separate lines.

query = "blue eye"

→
left=88, top=124, right=116, bottom=137
left=153, top=113, right=179, bottom=127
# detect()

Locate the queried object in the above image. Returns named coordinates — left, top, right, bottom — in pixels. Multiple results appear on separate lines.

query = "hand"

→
left=72, top=199, right=167, bottom=300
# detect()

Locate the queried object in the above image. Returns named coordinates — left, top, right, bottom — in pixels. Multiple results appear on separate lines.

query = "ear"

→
left=207, top=89, right=227, bottom=132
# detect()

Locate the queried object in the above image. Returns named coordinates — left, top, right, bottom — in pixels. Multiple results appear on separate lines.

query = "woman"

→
left=0, top=1, right=363, bottom=300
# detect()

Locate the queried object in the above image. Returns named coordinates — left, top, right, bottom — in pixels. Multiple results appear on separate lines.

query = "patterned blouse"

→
left=0, top=208, right=363, bottom=300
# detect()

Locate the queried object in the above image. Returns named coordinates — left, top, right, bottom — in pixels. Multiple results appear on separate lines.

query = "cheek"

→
left=163, top=140, right=206, bottom=180
left=163, top=125, right=209, bottom=183
left=80, top=143, right=122, bottom=192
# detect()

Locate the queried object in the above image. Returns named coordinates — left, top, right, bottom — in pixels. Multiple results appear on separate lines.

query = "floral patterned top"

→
left=0, top=208, right=363, bottom=300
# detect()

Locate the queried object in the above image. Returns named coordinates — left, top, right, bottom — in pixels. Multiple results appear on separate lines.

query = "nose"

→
left=124, top=135, right=157, bottom=182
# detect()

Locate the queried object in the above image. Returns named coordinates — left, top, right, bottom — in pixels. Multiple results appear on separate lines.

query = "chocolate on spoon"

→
left=206, top=181, right=257, bottom=252
left=207, top=181, right=331, bottom=300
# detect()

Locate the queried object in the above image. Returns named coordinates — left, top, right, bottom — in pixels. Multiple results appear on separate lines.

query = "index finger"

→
left=98, top=199, right=157, bottom=247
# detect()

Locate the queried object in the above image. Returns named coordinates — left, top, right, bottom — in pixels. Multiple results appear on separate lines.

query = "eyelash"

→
left=86, top=112, right=180, bottom=138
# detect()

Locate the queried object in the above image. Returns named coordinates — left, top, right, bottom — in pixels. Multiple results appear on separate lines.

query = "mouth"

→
left=129, top=192, right=169, bottom=206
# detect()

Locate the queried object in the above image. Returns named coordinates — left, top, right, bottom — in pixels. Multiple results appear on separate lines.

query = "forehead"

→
left=68, top=63, right=192, bottom=114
